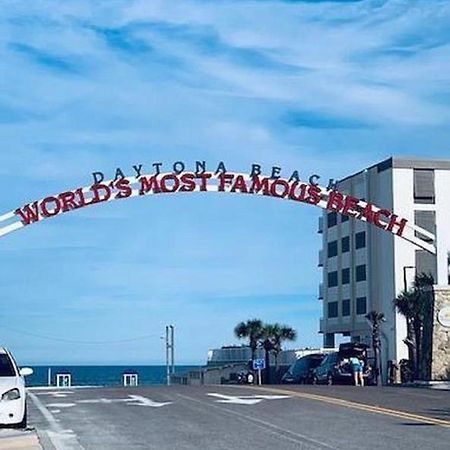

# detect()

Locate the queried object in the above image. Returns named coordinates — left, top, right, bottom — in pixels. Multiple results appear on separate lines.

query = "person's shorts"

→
left=352, top=366, right=363, bottom=373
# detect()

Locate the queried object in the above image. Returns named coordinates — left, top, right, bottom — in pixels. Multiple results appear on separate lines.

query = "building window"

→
left=414, top=210, right=436, bottom=243
left=415, top=250, right=437, bottom=283
left=342, top=236, right=350, bottom=253
left=356, top=264, right=366, bottom=282
left=327, top=212, right=337, bottom=228
left=356, top=297, right=367, bottom=315
left=328, top=241, right=338, bottom=258
left=342, top=268, right=350, bottom=285
left=341, top=214, right=349, bottom=223
left=355, top=231, right=366, bottom=249
left=328, top=301, right=338, bottom=318
left=342, top=299, right=351, bottom=316
left=414, top=169, right=435, bottom=204
left=328, top=271, right=338, bottom=288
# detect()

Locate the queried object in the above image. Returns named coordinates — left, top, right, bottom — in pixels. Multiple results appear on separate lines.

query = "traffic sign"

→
left=252, top=359, right=265, bottom=370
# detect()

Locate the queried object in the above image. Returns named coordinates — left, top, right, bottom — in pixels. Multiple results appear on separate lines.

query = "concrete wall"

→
left=431, top=286, right=450, bottom=380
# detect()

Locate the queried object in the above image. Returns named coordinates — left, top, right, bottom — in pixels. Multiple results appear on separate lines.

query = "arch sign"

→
left=0, top=161, right=436, bottom=254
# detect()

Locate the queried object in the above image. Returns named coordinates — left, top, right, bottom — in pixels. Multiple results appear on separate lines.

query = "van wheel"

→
left=327, top=374, right=333, bottom=385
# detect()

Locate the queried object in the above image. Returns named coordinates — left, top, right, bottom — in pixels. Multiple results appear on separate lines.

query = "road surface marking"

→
left=77, top=395, right=172, bottom=407
left=46, top=403, right=76, bottom=408
left=207, top=393, right=290, bottom=405
left=34, top=391, right=74, bottom=397
left=178, top=393, right=337, bottom=450
left=28, top=392, right=85, bottom=450
left=127, top=395, right=172, bottom=407
left=241, top=386, right=450, bottom=428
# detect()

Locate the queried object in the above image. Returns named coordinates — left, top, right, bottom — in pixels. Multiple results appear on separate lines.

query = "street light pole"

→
left=165, top=325, right=170, bottom=386
left=170, top=325, right=175, bottom=376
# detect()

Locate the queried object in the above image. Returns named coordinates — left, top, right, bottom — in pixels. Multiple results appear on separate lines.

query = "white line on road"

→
left=28, top=392, right=85, bottom=450
left=46, top=403, right=76, bottom=408
left=178, top=393, right=338, bottom=450
left=207, top=393, right=291, bottom=405
left=127, top=395, right=172, bottom=407
left=77, top=395, right=172, bottom=407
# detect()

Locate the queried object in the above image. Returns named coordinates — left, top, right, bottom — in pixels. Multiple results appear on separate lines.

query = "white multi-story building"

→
left=319, top=157, right=450, bottom=368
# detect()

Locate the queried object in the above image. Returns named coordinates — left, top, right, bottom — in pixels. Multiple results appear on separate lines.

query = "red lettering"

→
left=58, top=191, right=79, bottom=212
left=387, top=214, right=408, bottom=236
left=358, top=202, right=375, bottom=223
left=342, top=195, right=359, bottom=218
left=40, top=196, right=61, bottom=218
left=270, top=179, right=289, bottom=198
left=139, top=176, right=161, bottom=195
left=373, top=209, right=390, bottom=229
left=14, top=202, right=40, bottom=225
left=90, top=183, right=111, bottom=204
left=179, top=173, right=196, bottom=192
left=231, top=175, right=249, bottom=193
left=160, top=174, right=180, bottom=193
left=306, top=185, right=322, bottom=205
left=115, top=178, right=132, bottom=199
left=326, top=191, right=344, bottom=211
left=218, top=173, right=234, bottom=191
left=74, top=188, right=89, bottom=207
left=249, top=176, right=270, bottom=195
left=196, top=173, right=212, bottom=192
left=289, top=182, right=307, bottom=202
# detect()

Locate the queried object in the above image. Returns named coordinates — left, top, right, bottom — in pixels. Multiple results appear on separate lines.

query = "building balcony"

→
left=318, top=249, right=324, bottom=267
left=318, top=283, right=324, bottom=300
left=318, top=216, right=323, bottom=234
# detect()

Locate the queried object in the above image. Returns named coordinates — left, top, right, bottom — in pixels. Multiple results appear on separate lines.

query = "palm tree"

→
left=234, top=319, right=264, bottom=361
left=394, top=273, right=434, bottom=379
left=269, top=324, right=297, bottom=370
left=365, top=311, right=385, bottom=386
left=394, top=289, right=418, bottom=370
left=260, top=323, right=297, bottom=384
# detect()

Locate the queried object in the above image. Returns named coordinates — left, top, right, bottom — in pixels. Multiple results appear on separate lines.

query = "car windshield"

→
left=0, top=353, right=16, bottom=377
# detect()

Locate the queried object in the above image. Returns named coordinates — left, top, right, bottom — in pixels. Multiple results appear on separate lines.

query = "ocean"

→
left=26, top=365, right=200, bottom=387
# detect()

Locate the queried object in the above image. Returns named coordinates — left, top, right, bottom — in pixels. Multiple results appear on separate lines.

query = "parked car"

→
left=282, top=354, right=325, bottom=384
left=312, top=343, right=372, bottom=385
left=0, top=347, right=33, bottom=427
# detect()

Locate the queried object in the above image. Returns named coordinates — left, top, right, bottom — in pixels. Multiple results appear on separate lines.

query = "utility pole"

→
left=170, top=325, right=175, bottom=376
left=165, top=325, right=175, bottom=386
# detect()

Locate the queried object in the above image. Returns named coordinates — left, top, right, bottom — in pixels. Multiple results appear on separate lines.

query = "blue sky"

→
left=1, top=0, right=450, bottom=365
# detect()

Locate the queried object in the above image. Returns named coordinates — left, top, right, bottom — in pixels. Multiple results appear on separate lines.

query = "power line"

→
left=2, top=324, right=160, bottom=345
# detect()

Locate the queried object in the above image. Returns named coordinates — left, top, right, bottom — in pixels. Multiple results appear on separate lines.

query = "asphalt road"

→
left=28, top=385, right=450, bottom=450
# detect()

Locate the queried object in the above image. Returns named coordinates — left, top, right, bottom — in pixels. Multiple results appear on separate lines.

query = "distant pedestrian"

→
left=349, top=356, right=364, bottom=386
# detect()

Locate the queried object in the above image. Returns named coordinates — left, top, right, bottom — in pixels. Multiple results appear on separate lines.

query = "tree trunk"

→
left=264, top=347, right=270, bottom=384
left=413, top=322, right=422, bottom=380
left=406, top=318, right=417, bottom=377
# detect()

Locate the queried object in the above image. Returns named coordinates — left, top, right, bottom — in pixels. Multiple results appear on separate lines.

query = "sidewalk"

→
left=412, top=381, right=450, bottom=390
left=0, top=429, right=42, bottom=450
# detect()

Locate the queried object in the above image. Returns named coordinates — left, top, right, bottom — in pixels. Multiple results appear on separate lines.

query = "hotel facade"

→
left=319, top=157, right=450, bottom=368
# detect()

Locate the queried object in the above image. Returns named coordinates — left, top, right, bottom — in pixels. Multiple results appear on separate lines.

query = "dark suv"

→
left=312, top=343, right=372, bottom=385
left=282, top=354, right=325, bottom=384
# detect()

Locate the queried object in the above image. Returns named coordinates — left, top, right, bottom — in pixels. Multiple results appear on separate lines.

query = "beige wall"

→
left=431, top=286, right=450, bottom=380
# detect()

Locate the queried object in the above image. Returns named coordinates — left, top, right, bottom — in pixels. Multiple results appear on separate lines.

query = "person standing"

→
left=349, top=356, right=364, bottom=386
